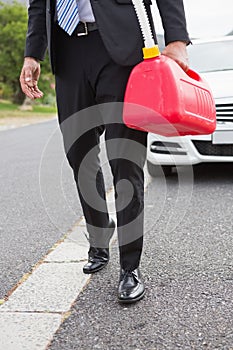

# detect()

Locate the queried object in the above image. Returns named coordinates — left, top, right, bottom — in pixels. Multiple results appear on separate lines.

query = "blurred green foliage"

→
left=0, top=1, right=55, bottom=105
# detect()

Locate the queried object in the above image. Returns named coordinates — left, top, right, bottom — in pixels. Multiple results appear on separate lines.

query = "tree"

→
left=0, top=1, right=28, bottom=103
left=0, top=1, right=55, bottom=104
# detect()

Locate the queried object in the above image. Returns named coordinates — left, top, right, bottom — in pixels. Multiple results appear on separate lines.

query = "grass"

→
left=33, top=105, right=57, bottom=114
left=0, top=100, right=17, bottom=111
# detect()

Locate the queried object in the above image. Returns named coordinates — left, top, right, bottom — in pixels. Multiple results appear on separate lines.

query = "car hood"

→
left=200, top=70, right=233, bottom=101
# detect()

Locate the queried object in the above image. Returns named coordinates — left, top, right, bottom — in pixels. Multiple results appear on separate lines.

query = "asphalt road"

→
left=0, top=120, right=112, bottom=299
left=1, top=120, right=233, bottom=348
left=49, top=163, right=233, bottom=350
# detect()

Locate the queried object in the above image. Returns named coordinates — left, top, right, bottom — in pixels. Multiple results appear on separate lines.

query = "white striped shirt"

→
left=77, top=0, right=95, bottom=22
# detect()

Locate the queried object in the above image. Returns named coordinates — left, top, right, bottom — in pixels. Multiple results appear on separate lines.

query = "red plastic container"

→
left=123, top=55, right=216, bottom=136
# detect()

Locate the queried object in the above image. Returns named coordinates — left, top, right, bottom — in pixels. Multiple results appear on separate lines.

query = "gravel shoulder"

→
left=0, top=114, right=56, bottom=130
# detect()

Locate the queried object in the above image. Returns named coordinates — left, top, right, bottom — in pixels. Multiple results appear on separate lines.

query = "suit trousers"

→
left=54, top=25, right=147, bottom=270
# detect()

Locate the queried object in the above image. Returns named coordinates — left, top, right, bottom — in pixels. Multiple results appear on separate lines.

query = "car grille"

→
left=192, top=141, right=233, bottom=156
left=192, top=103, right=233, bottom=156
left=216, top=103, right=233, bottom=122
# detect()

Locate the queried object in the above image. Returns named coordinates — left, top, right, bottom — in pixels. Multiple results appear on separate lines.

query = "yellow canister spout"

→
left=143, top=45, right=160, bottom=59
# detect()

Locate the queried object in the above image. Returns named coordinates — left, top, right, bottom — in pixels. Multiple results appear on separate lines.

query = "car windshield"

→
left=188, top=40, right=233, bottom=73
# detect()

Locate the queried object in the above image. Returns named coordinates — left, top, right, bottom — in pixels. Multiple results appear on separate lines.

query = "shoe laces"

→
left=121, top=269, right=139, bottom=282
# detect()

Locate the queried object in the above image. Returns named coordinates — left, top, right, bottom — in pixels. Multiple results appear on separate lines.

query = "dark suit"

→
left=25, top=0, right=190, bottom=69
left=25, top=0, right=190, bottom=271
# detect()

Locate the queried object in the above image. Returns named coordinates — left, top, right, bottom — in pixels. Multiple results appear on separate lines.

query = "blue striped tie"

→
left=57, top=0, right=80, bottom=36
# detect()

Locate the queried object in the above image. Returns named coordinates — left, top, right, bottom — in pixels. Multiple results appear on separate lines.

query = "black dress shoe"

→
left=83, top=219, right=115, bottom=274
left=118, top=268, right=145, bottom=304
left=83, top=247, right=110, bottom=274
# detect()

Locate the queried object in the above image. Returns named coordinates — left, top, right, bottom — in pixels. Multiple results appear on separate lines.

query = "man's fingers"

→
left=19, top=58, right=43, bottom=99
left=31, top=85, right=43, bottom=98
left=25, top=85, right=43, bottom=99
left=24, top=67, right=34, bottom=87
left=20, top=70, right=34, bottom=98
left=174, top=58, right=189, bottom=72
left=20, top=83, right=36, bottom=99
left=162, top=53, right=189, bottom=72
left=20, top=77, right=43, bottom=99
left=161, top=41, right=190, bottom=72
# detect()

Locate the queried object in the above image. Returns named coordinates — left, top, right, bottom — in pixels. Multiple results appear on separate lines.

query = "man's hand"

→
left=20, top=57, right=44, bottom=99
left=161, top=41, right=189, bottom=72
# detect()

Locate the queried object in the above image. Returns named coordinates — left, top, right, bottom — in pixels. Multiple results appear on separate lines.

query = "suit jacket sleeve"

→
left=24, top=0, right=48, bottom=60
left=155, top=0, right=190, bottom=45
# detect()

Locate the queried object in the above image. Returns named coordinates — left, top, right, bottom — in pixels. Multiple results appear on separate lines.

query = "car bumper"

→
left=147, top=131, right=233, bottom=166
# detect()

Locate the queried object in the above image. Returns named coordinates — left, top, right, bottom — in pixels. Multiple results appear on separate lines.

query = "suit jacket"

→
left=25, top=0, right=190, bottom=72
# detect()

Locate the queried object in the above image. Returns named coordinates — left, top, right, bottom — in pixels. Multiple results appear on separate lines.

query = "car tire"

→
left=147, top=161, right=173, bottom=177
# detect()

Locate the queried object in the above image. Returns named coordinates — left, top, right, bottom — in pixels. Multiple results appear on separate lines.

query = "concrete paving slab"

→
left=65, top=225, right=90, bottom=246
left=45, top=241, right=88, bottom=262
left=0, top=263, right=90, bottom=313
left=66, top=215, right=117, bottom=246
left=0, top=312, right=62, bottom=350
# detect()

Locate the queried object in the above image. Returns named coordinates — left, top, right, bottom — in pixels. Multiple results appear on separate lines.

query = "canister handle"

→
left=186, top=69, right=203, bottom=82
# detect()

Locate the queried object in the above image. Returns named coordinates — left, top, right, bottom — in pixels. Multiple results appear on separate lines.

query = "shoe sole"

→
left=117, top=290, right=145, bottom=304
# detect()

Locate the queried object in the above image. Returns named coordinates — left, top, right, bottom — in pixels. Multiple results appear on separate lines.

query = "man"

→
left=20, top=0, right=190, bottom=304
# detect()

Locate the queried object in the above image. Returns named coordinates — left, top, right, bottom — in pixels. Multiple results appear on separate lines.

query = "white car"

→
left=147, top=36, right=233, bottom=176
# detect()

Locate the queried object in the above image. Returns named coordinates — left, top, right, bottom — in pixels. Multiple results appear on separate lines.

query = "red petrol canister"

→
left=123, top=54, right=216, bottom=137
